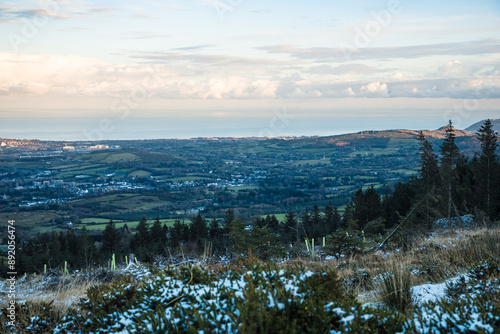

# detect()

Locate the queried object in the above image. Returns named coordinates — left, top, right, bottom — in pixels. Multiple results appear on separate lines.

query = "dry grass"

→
left=281, top=226, right=500, bottom=304
left=378, top=261, right=413, bottom=313
left=30, top=276, right=98, bottom=312
left=0, top=273, right=99, bottom=314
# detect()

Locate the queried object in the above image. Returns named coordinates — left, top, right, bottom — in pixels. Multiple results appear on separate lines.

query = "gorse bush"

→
left=468, top=257, right=499, bottom=280
left=405, top=287, right=500, bottom=333
left=2, top=257, right=499, bottom=333
left=2, top=230, right=499, bottom=333
left=47, top=263, right=360, bottom=333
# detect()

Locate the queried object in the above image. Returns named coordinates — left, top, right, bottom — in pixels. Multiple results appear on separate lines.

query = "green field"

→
left=232, top=185, right=259, bottom=191
left=128, top=170, right=152, bottom=178
left=84, top=152, right=140, bottom=163
left=291, top=159, right=330, bottom=166
left=167, top=176, right=205, bottom=182
left=81, top=218, right=177, bottom=231
left=262, top=213, right=287, bottom=222
left=68, top=194, right=166, bottom=212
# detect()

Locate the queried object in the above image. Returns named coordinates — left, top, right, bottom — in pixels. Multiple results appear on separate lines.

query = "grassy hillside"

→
left=1, top=227, right=498, bottom=333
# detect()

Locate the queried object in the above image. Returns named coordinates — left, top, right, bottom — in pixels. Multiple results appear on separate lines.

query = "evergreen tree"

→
left=323, top=202, right=339, bottom=234
left=150, top=216, right=165, bottom=255
left=170, top=219, right=184, bottom=248
left=208, top=217, right=221, bottom=240
left=228, top=218, right=248, bottom=255
left=364, top=186, right=382, bottom=224
left=224, top=209, right=235, bottom=226
left=190, top=212, right=207, bottom=242
left=350, top=186, right=382, bottom=228
left=254, top=216, right=266, bottom=228
left=474, top=119, right=499, bottom=218
left=134, top=216, right=150, bottom=249
left=131, top=216, right=150, bottom=260
left=417, top=131, right=440, bottom=189
left=382, top=180, right=417, bottom=228
left=265, top=214, right=280, bottom=232
left=81, top=226, right=95, bottom=268
left=455, top=155, right=475, bottom=213
left=440, top=120, right=460, bottom=225
left=102, top=220, right=121, bottom=259
left=310, top=204, right=322, bottom=238
left=341, top=202, right=354, bottom=229
left=283, top=207, right=298, bottom=243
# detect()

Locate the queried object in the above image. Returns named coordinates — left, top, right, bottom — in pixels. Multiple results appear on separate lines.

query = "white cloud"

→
left=360, top=82, right=388, bottom=96
left=437, top=60, right=473, bottom=77
left=0, top=52, right=278, bottom=99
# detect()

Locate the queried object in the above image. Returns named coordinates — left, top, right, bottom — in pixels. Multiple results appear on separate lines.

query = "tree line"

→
left=5, top=119, right=499, bottom=275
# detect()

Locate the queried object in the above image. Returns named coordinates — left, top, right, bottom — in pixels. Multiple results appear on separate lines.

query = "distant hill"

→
left=310, top=128, right=473, bottom=145
left=464, top=119, right=500, bottom=134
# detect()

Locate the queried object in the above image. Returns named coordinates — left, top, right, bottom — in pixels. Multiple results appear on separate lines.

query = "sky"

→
left=0, top=0, right=499, bottom=140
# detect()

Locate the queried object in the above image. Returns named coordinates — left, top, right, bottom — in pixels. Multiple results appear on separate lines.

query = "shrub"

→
left=343, top=269, right=373, bottom=292
left=468, top=258, right=499, bottom=280
left=405, top=287, right=500, bottom=333
left=445, top=276, right=468, bottom=299
left=325, top=230, right=364, bottom=259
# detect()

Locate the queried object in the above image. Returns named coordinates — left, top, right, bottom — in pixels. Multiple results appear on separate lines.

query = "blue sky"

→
left=0, top=0, right=499, bottom=139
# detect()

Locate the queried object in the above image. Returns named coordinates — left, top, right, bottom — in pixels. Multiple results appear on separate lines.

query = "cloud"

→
left=306, top=64, right=388, bottom=76
left=0, top=6, right=68, bottom=22
left=122, top=32, right=170, bottom=40
left=0, top=52, right=279, bottom=100
left=123, top=50, right=295, bottom=67
left=1, top=51, right=499, bottom=102
left=87, top=7, right=117, bottom=14
left=172, top=45, right=215, bottom=51
left=60, top=27, right=93, bottom=32
left=257, top=39, right=500, bottom=62
left=437, top=60, right=473, bottom=77
left=360, top=82, right=388, bottom=96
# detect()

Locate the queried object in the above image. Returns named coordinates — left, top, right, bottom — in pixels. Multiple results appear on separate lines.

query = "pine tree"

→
left=224, top=209, right=235, bottom=226
left=81, top=226, right=94, bottom=268
left=310, top=204, right=322, bottom=238
left=150, top=216, right=165, bottom=255
left=475, top=119, right=499, bottom=218
left=284, top=207, right=298, bottom=243
left=170, top=219, right=184, bottom=248
left=324, top=202, right=338, bottom=234
left=364, top=186, right=382, bottom=224
left=102, top=220, right=121, bottom=259
left=190, top=212, right=207, bottom=242
left=208, top=217, right=220, bottom=240
left=440, top=120, right=460, bottom=225
left=265, top=214, right=280, bottom=232
left=228, top=218, right=248, bottom=254
left=134, top=216, right=150, bottom=248
left=417, top=131, right=440, bottom=189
